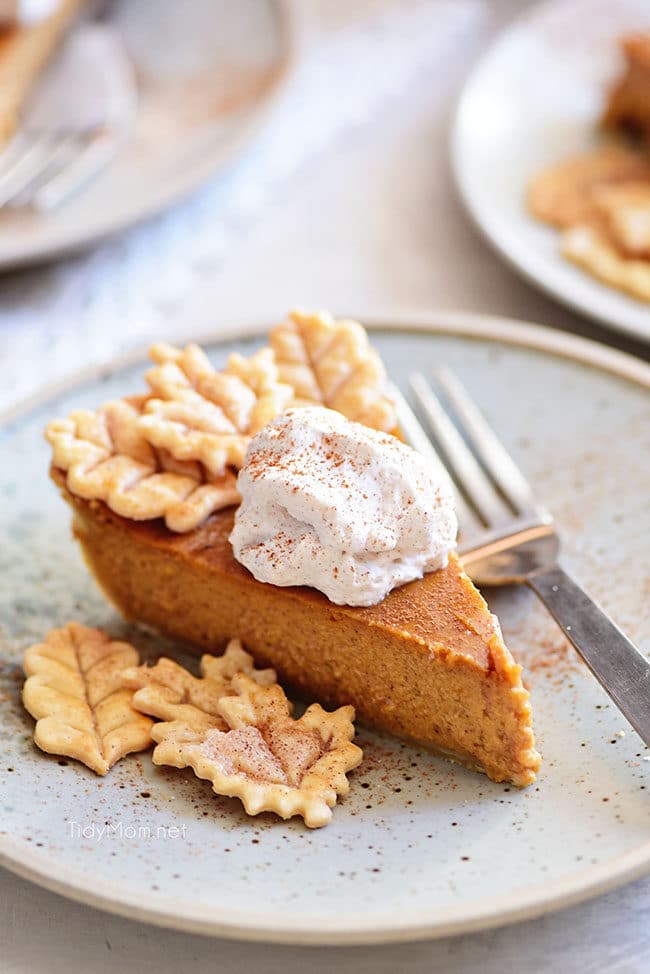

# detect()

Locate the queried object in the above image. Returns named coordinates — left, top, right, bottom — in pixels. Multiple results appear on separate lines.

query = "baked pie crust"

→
left=270, top=309, right=397, bottom=432
left=123, top=642, right=361, bottom=827
left=145, top=672, right=362, bottom=828
left=139, top=343, right=294, bottom=478
left=602, top=33, right=650, bottom=140
left=526, top=144, right=650, bottom=229
left=562, top=222, right=650, bottom=303
left=22, top=622, right=153, bottom=775
left=122, top=638, right=277, bottom=736
left=46, top=396, right=240, bottom=533
left=592, top=180, right=650, bottom=257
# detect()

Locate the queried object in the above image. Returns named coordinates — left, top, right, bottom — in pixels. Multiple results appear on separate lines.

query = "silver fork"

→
left=392, top=371, right=650, bottom=747
left=0, top=6, right=134, bottom=212
left=0, top=125, right=119, bottom=211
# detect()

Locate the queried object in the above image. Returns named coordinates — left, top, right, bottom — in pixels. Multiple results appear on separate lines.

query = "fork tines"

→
left=0, top=126, right=114, bottom=210
left=405, top=369, right=550, bottom=537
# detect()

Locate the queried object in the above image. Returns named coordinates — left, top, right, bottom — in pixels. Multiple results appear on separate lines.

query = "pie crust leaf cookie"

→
left=123, top=639, right=277, bottom=760
left=561, top=222, right=650, bottom=303
left=45, top=397, right=240, bottom=533
left=270, top=309, right=397, bottom=433
left=139, top=344, right=294, bottom=478
left=593, top=180, right=650, bottom=256
left=22, top=622, right=154, bottom=775
left=45, top=312, right=398, bottom=531
left=154, top=672, right=363, bottom=829
left=526, top=144, right=650, bottom=229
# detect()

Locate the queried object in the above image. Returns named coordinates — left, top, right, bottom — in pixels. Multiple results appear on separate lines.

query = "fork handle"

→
left=528, top=566, right=650, bottom=747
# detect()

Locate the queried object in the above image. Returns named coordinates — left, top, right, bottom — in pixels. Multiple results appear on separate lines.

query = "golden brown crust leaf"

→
left=526, top=145, right=650, bottom=228
left=593, top=180, right=650, bottom=256
left=139, top=345, right=294, bottom=477
left=45, top=398, right=240, bottom=533
left=146, top=666, right=362, bottom=828
left=22, top=622, right=153, bottom=775
left=122, top=638, right=276, bottom=743
left=270, top=309, right=397, bottom=433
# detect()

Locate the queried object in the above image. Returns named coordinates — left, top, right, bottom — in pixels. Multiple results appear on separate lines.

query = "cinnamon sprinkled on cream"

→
left=230, top=407, right=457, bottom=606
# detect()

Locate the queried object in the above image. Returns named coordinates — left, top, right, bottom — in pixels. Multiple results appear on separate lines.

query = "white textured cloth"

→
left=0, top=0, right=483, bottom=412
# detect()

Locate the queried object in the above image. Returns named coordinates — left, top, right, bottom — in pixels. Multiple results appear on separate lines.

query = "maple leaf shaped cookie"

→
left=22, top=623, right=154, bottom=775
left=45, top=396, right=240, bottom=533
left=138, top=344, right=294, bottom=478
left=152, top=672, right=363, bottom=828
left=122, top=639, right=277, bottom=748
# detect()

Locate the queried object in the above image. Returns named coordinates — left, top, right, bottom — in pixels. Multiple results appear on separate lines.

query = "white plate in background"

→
left=452, top=0, right=650, bottom=342
left=0, top=0, right=292, bottom=270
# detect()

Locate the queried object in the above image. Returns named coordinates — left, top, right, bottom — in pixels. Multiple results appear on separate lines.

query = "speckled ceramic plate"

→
left=0, top=0, right=292, bottom=270
left=1, top=313, right=649, bottom=945
left=451, top=0, right=650, bottom=342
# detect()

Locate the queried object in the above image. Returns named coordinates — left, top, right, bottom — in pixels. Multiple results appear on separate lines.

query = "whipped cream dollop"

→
left=0, top=0, right=60, bottom=26
left=230, top=407, right=458, bottom=607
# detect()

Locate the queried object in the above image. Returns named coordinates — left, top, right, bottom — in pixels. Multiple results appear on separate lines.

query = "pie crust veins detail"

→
left=139, top=343, right=294, bottom=478
left=22, top=622, right=154, bottom=775
left=122, top=638, right=277, bottom=739
left=145, top=671, right=362, bottom=828
left=45, top=397, right=240, bottom=533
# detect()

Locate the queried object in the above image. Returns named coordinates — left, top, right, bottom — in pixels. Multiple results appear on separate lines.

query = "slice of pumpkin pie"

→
left=46, top=310, right=540, bottom=787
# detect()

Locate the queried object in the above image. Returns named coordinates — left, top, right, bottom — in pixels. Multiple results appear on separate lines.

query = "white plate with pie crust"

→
left=0, top=311, right=649, bottom=944
left=451, top=0, right=650, bottom=343
left=0, top=0, right=292, bottom=271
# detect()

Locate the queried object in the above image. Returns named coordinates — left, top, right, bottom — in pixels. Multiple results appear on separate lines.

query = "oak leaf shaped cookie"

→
left=152, top=672, right=363, bottom=828
left=138, top=343, right=294, bottom=478
left=22, top=623, right=154, bottom=775
left=122, top=639, right=277, bottom=747
left=269, top=309, right=397, bottom=433
left=45, top=396, right=240, bottom=533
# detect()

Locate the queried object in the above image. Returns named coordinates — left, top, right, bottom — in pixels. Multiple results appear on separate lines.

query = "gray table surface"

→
left=1, top=2, right=649, bottom=971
